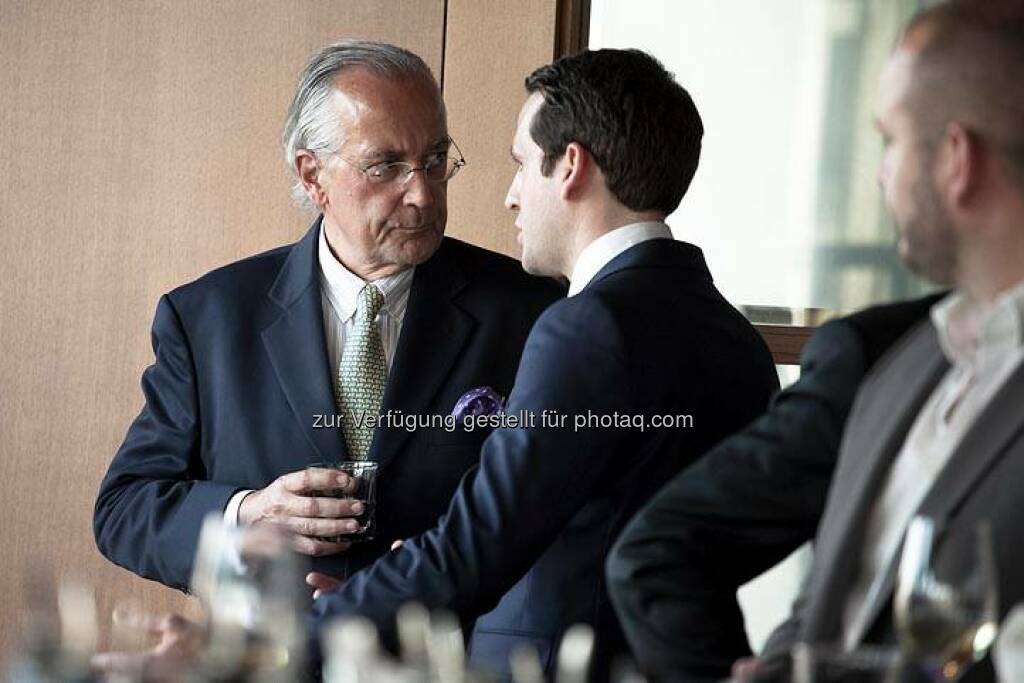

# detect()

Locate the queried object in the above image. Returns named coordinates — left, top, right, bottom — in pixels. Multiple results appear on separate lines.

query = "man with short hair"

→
left=94, top=41, right=562, bottom=591
left=606, top=292, right=943, bottom=682
left=310, top=48, right=778, bottom=679
left=725, top=3, right=1024, bottom=681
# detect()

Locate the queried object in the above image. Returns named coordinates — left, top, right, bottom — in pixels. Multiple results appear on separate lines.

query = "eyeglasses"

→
left=327, top=137, right=466, bottom=186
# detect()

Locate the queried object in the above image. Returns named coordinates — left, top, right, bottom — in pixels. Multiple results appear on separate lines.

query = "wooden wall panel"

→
left=442, top=0, right=558, bottom=257
left=0, top=0, right=444, bottom=659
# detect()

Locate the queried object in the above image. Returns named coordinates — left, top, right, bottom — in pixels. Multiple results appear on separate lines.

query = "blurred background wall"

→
left=0, top=0, right=557, bottom=658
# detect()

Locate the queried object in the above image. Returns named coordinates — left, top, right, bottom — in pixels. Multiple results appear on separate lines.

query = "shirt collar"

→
left=317, top=224, right=415, bottom=322
left=567, top=221, right=673, bottom=297
left=931, top=280, right=1024, bottom=368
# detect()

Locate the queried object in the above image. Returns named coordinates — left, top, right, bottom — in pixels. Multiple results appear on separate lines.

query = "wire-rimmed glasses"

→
left=326, top=137, right=466, bottom=186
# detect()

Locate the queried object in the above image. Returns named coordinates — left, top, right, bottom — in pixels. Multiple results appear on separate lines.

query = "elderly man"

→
left=309, top=48, right=778, bottom=679
left=93, top=41, right=561, bottom=591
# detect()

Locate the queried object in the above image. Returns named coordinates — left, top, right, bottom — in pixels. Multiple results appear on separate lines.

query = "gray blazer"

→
left=764, top=318, right=1024, bottom=683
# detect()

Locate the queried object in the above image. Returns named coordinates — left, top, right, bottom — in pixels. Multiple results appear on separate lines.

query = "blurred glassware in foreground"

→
left=9, top=516, right=645, bottom=682
left=321, top=608, right=643, bottom=683
left=555, top=624, right=595, bottom=683
left=189, top=515, right=309, bottom=681
left=992, top=603, right=1024, bottom=683
left=894, top=516, right=999, bottom=682
left=322, top=608, right=475, bottom=683
left=7, top=568, right=99, bottom=682
left=790, top=642, right=902, bottom=683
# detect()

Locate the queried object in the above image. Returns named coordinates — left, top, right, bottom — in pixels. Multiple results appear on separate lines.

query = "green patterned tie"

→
left=336, top=284, right=387, bottom=460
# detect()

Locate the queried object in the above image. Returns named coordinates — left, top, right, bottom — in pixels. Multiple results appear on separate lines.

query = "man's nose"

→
left=402, top=169, right=436, bottom=208
left=504, top=181, right=519, bottom=212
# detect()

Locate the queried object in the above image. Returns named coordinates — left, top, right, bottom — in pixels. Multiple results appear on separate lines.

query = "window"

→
left=590, top=0, right=939, bottom=314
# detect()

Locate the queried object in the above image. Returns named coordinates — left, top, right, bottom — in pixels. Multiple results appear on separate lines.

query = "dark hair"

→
left=524, top=48, right=703, bottom=215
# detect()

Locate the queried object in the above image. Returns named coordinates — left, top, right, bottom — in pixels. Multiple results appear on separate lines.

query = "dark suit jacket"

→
left=605, top=294, right=942, bottom=683
left=311, top=239, right=779, bottom=678
left=761, top=305, right=1024, bottom=683
left=93, top=218, right=563, bottom=590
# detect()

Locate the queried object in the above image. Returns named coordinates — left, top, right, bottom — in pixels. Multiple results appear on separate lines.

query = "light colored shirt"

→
left=567, top=221, right=673, bottom=297
left=317, top=224, right=413, bottom=373
left=223, top=224, right=414, bottom=526
left=842, top=282, right=1024, bottom=649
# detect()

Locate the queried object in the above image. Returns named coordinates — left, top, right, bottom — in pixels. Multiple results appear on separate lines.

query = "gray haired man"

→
left=94, top=41, right=561, bottom=590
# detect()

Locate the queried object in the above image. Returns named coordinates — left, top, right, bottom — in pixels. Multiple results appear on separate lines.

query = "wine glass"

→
left=191, top=515, right=309, bottom=681
left=894, top=516, right=999, bottom=682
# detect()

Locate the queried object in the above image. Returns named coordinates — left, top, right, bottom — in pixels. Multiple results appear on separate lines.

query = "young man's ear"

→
left=295, top=150, right=327, bottom=207
left=560, top=142, right=592, bottom=201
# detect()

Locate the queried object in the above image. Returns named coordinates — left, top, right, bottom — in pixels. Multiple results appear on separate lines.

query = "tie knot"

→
left=358, top=284, right=385, bottom=321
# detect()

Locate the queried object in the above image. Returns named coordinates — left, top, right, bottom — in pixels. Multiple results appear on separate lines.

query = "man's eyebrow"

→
left=359, top=147, right=401, bottom=162
left=361, top=138, right=450, bottom=161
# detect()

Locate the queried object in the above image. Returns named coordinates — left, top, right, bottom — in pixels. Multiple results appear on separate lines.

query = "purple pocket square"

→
left=451, top=386, right=504, bottom=419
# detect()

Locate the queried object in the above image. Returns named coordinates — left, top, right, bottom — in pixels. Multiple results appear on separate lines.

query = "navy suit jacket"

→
left=312, top=239, right=779, bottom=678
left=94, top=218, right=563, bottom=590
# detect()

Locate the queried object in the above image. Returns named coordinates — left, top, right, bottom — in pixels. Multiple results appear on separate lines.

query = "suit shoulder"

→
left=533, top=291, right=625, bottom=347
left=835, top=291, right=945, bottom=367
left=538, top=288, right=603, bottom=314
left=841, top=291, right=944, bottom=332
left=442, top=237, right=565, bottom=302
left=165, top=242, right=294, bottom=308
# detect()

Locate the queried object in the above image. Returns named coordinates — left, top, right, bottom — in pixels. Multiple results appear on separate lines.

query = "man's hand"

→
left=731, top=657, right=761, bottom=681
left=306, top=571, right=342, bottom=600
left=91, top=610, right=204, bottom=681
left=239, top=467, right=363, bottom=556
left=730, top=655, right=789, bottom=682
left=306, top=542, right=402, bottom=599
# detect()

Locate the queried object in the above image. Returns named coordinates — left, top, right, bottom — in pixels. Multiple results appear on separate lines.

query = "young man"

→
left=311, top=48, right=777, bottom=678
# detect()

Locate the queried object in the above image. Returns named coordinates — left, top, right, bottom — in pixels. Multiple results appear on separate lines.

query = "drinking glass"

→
left=790, top=642, right=903, bottom=682
left=308, top=461, right=379, bottom=542
left=190, top=516, right=309, bottom=680
left=894, top=516, right=999, bottom=682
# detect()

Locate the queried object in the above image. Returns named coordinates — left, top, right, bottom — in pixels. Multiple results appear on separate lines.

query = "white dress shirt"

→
left=316, top=224, right=414, bottom=374
left=567, top=221, right=673, bottom=297
left=223, top=225, right=414, bottom=525
left=842, top=282, right=1024, bottom=649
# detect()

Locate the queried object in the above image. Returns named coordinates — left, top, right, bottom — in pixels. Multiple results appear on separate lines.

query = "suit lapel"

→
left=841, top=349, right=1024, bottom=644
left=370, top=239, right=474, bottom=469
left=918, top=361, right=1024, bottom=523
left=803, top=324, right=948, bottom=641
left=261, top=218, right=348, bottom=463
